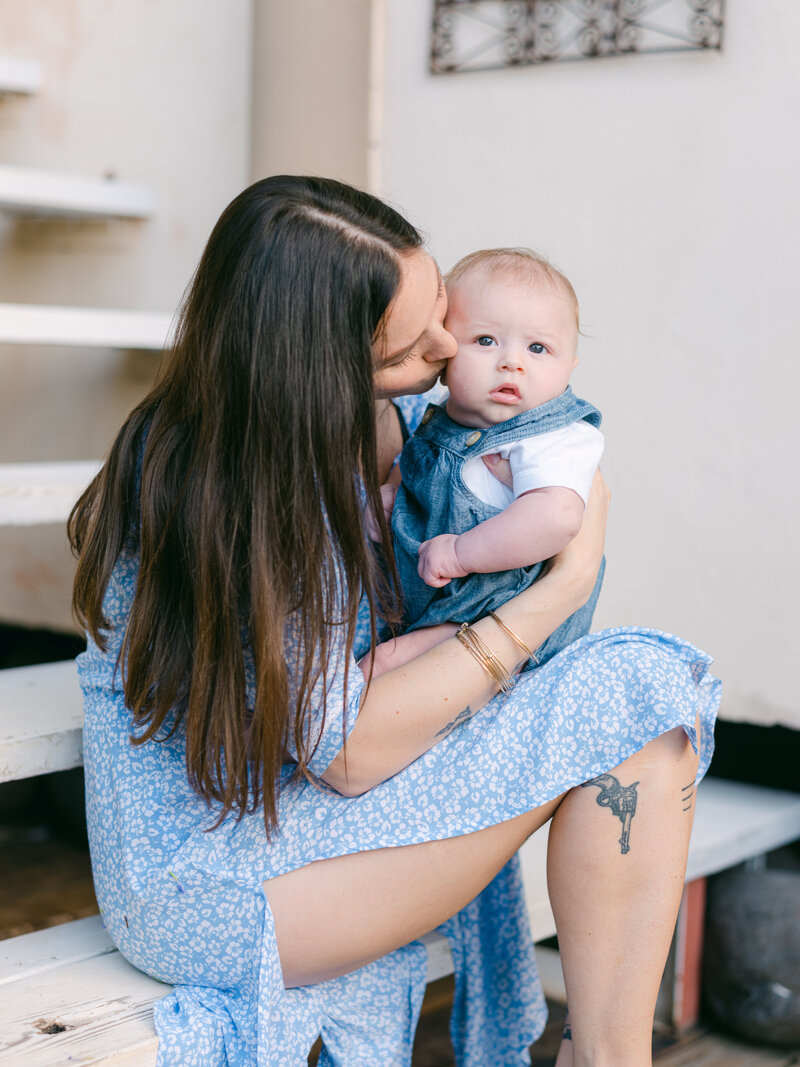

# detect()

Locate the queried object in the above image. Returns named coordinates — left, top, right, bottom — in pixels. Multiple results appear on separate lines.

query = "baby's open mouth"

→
left=492, top=384, right=521, bottom=400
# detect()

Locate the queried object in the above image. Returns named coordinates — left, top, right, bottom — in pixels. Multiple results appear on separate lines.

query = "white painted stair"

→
left=0, top=164, right=153, bottom=220
left=0, top=304, right=173, bottom=349
left=0, top=57, right=42, bottom=95
left=0, top=461, right=101, bottom=527
left=0, top=777, right=798, bottom=1064
left=0, top=661, right=84, bottom=782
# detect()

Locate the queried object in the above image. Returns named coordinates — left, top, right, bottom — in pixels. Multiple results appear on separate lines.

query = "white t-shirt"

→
left=461, top=421, right=604, bottom=509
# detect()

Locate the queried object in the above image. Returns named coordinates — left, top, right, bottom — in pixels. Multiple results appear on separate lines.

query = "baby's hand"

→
left=417, top=533, right=469, bottom=587
left=365, top=483, right=399, bottom=542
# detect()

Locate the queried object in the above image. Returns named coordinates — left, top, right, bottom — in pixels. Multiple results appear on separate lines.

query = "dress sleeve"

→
left=394, top=384, right=447, bottom=436
left=282, top=606, right=368, bottom=778
left=505, top=422, right=604, bottom=504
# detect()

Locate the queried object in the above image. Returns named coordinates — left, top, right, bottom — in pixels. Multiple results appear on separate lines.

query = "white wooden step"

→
left=0, top=925, right=164, bottom=1066
left=0, top=916, right=114, bottom=988
left=0, top=57, right=42, bottom=95
left=0, top=660, right=84, bottom=782
left=0, top=304, right=173, bottom=349
left=0, top=461, right=101, bottom=527
left=0, top=779, right=797, bottom=1062
left=0, top=164, right=153, bottom=220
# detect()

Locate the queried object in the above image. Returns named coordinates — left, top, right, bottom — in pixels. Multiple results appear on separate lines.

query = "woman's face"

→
left=373, top=250, right=457, bottom=399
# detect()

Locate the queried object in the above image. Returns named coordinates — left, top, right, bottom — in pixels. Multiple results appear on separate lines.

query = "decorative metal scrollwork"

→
left=431, top=0, right=724, bottom=74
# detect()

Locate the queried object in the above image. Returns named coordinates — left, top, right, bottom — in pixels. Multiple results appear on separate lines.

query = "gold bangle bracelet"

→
left=457, top=628, right=514, bottom=693
left=455, top=622, right=515, bottom=693
left=488, top=610, right=539, bottom=664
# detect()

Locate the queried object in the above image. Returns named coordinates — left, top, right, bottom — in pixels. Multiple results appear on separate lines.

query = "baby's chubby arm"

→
left=417, top=486, right=584, bottom=587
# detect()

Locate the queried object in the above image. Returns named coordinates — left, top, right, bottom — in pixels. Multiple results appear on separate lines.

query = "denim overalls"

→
left=392, top=387, right=604, bottom=669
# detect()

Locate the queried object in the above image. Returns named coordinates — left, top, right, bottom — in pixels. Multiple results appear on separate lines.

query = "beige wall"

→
left=251, top=0, right=371, bottom=186
left=0, top=0, right=254, bottom=629
left=375, top=2, right=800, bottom=727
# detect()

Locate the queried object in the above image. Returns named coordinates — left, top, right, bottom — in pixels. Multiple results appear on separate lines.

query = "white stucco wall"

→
left=375, top=2, right=800, bottom=727
left=0, top=1, right=253, bottom=629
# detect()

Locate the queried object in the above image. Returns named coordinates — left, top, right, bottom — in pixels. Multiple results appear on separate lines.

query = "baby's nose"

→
left=498, top=348, right=525, bottom=372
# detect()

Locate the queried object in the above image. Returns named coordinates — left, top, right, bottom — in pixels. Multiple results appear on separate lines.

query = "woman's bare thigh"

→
left=264, top=794, right=563, bottom=987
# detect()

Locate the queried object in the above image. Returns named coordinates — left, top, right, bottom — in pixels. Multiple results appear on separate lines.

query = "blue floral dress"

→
left=77, top=391, right=720, bottom=1066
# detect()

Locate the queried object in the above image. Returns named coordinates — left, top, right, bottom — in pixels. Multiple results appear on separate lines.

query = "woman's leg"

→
left=265, top=726, right=699, bottom=1064
left=265, top=793, right=565, bottom=987
left=549, top=724, right=700, bottom=1067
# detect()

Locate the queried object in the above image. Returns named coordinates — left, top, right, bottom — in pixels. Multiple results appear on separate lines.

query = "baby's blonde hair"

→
left=445, top=247, right=579, bottom=324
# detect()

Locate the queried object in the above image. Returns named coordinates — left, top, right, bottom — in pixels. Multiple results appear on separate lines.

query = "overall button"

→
left=420, top=408, right=434, bottom=426
left=465, top=430, right=482, bottom=447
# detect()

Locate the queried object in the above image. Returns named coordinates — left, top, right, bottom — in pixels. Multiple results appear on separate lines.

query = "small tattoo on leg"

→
left=581, top=773, right=639, bottom=854
left=681, top=780, right=695, bottom=813
left=562, top=1017, right=572, bottom=1041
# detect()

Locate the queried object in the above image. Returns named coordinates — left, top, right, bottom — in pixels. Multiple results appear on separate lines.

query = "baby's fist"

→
left=417, top=534, right=469, bottom=587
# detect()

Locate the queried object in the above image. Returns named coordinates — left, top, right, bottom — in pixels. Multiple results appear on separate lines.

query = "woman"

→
left=70, top=176, right=719, bottom=1066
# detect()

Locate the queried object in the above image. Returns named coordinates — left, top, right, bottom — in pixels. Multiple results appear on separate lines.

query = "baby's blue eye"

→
left=476, top=336, right=496, bottom=347
left=529, top=342, right=546, bottom=354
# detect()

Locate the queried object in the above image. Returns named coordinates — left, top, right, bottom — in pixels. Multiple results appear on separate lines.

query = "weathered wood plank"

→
left=0, top=951, right=163, bottom=1065
left=0, top=916, right=113, bottom=987
left=685, top=777, right=800, bottom=882
left=0, top=661, right=84, bottom=782
left=655, top=1031, right=796, bottom=1066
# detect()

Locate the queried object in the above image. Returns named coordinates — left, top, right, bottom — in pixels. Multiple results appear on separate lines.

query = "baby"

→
left=389, top=247, right=605, bottom=670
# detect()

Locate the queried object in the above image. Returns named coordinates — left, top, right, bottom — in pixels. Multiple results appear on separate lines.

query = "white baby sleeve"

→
left=504, top=422, right=604, bottom=505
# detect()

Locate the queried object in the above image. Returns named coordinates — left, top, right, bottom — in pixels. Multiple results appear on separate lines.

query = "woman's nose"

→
left=425, top=326, right=457, bottom=363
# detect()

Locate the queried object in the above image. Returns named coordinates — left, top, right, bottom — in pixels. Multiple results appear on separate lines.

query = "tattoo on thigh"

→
left=682, top=780, right=696, bottom=813
left=435, top=705, right=475, bottom=738
left=581, top=773, right=639, bottom=855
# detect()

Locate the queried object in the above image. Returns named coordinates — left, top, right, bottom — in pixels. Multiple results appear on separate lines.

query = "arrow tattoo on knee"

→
left=581, top=773, right=640, bottom=855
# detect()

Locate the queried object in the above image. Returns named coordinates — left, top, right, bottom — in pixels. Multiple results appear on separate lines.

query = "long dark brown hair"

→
left=69, top=175, right=422, bottom=834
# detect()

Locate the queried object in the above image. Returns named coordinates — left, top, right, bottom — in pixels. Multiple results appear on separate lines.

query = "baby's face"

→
left=444, top=271, right=579, bottom=429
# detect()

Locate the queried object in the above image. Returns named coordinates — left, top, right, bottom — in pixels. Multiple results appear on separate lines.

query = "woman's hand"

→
left=482, top=452, right=512, bottom=487
left=364, top=483, right=399, bottom=542
left=545, top=469, right=610, bottom=605
left=359, top=623, right=458, bottom=679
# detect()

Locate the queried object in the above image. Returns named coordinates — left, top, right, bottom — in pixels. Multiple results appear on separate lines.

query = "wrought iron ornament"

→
left=431, top=0, right=724, bottom=74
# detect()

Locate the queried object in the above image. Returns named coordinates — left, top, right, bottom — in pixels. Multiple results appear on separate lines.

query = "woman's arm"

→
left=322, top=471, right=610, bottom=796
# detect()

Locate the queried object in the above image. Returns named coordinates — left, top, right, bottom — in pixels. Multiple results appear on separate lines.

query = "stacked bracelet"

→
left=455, top=622, right=515, bottom=693
left=488, top=610, right=539, bottom=665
